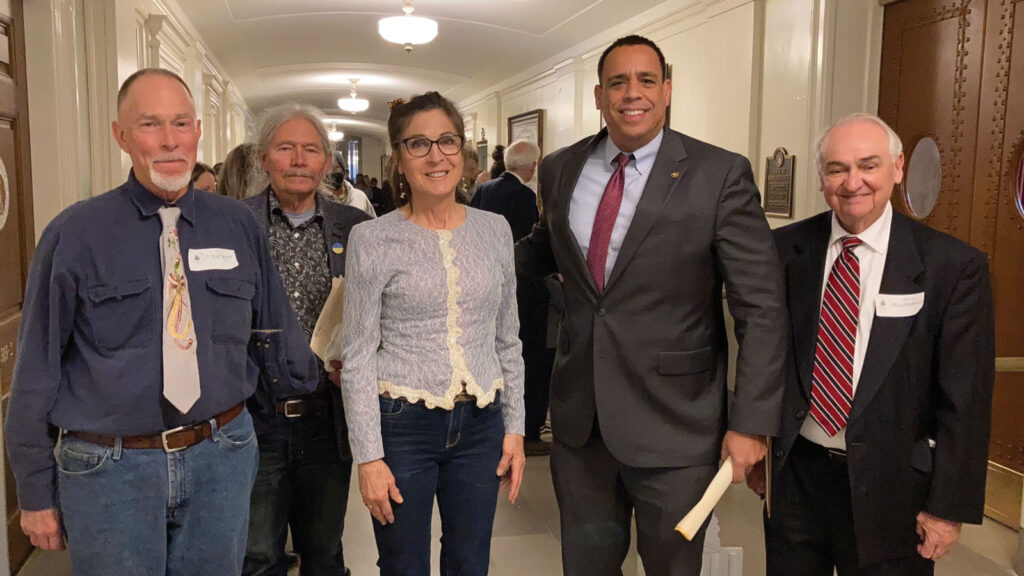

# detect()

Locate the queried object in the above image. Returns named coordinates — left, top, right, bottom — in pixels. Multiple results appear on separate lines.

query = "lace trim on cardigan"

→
left=376, top=378, right=505, bottom=411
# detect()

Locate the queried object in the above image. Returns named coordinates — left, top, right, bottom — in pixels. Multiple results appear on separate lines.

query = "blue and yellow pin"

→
left=332, top=242, right=344, bottom=254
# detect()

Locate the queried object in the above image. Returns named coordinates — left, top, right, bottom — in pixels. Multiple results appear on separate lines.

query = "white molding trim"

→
left=83, top=0, right=119, bottom=195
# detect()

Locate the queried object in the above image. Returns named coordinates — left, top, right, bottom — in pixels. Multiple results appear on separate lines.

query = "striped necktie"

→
left=809, top=236, right=862, bottom=436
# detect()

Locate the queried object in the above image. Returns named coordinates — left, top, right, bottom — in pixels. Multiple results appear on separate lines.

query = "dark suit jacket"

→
left=471, top=172, right=540, bottom=242
left=243, top=189, right=372, bottom=459
left=769, top=211, right=994, bottom=565
left=515, top=127, right=787, bottom=468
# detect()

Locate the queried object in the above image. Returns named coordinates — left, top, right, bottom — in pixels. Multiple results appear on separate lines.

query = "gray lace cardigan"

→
left=340, top=209, right=525, bottom=464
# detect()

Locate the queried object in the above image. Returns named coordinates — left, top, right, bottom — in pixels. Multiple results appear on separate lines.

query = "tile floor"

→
left=19, top=452, right=1020, bottom=575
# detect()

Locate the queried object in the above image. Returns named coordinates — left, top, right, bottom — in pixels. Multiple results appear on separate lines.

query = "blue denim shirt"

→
left=5, top=173, right=318, bottom=510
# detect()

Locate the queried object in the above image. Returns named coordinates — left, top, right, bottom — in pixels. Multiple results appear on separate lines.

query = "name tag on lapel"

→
left=876, top=292, right=924, bottom=317
left=188, top=248, right=239, bottom=271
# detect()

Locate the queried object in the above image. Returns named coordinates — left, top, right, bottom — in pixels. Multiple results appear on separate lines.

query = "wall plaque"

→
left=764, top=147, right=795, bottom=218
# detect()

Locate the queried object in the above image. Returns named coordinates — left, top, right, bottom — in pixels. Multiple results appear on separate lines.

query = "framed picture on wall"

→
left=508, top=109, right=545, bottom=157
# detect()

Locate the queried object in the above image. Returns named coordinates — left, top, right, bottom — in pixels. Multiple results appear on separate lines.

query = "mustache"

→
left=152, top=155, right=189, bottom=163
left=283, top=170, right=319, bottom=179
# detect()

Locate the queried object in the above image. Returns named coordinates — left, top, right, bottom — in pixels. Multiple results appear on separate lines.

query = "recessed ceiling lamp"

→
left=337, top=78, right=369, bottom=114
left=378, top=0, right=438, bottom=53
left=327, top=122, right=344, bottom=141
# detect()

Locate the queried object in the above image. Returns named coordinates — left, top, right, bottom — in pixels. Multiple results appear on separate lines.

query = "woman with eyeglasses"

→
left=339, top=91, right=526, bottom=575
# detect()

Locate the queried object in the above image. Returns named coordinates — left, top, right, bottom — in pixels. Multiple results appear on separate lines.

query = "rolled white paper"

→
left=674, top=457, right=733, bottom=540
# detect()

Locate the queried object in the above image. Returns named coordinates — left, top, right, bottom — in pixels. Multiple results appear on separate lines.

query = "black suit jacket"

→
left=471, top=172, right=539, bottom=242
left=515, top=127, right=787, bottom=467
left=242, top=189, right=372, bottom=459
left=769, top=211, right=994, bottom=565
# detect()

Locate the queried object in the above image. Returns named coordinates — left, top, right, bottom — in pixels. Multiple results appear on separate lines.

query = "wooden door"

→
left=879, top=0, right=1024, bottom=528
left=0, top=0, right=35, bottom=571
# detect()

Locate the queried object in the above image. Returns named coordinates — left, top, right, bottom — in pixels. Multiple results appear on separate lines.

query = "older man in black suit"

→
left=473, top=140, right=552, bottom=454
left=472, top=139, right=541, bottom=241
left=515, top=34, right=787, bottom=575
left=760, top=113, right=994, bottom=576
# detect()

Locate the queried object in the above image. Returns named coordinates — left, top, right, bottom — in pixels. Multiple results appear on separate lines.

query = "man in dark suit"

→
left=473, top=140, right=552, bottom=454
left=760, top=113, right=994, bottom=575
left=471, top=139, right=541, bottom=241
left=515, top=35, right=787, bottom=575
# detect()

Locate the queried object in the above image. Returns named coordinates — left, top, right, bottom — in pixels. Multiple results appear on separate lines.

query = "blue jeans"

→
left=374, top=394, right=504, bottom=576
left=56, top=406, right=259, bottom=576
left=243, top=406, right=352, bottom=576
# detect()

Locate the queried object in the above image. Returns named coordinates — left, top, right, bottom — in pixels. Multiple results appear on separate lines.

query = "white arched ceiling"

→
left=173, top=0, right=672, bottom=138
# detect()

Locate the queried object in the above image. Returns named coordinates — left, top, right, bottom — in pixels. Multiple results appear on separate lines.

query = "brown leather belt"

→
left=276, top=393, right=329, bottom=418
left=65, top=403, right=244, bottom=453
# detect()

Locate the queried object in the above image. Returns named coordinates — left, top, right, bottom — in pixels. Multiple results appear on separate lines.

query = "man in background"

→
left=242, top=102, right=371, bottom=576
left=473, top=139, right=551, bottom=454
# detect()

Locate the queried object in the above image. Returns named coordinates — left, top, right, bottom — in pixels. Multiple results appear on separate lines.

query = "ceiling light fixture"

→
left=378, top=0, right=437, bottom=53
left=337, top=78, right=369, bottom=114
left=327, top=122, right=344, bottom=141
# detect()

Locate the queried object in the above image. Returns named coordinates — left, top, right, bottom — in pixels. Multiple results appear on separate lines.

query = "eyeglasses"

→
left=400, top=134, right=465, bottom=158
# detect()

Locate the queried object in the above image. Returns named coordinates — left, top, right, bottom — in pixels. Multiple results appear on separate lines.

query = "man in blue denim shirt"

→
left=4, top=68, right=317, bottom=575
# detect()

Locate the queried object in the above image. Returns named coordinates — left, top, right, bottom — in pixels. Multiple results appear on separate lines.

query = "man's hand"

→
left=721, top=431, right=767, bottom=484
left=496, top=434, right=526, bottom=504
left=21, top=508, right=64, bottom=550
left=358, top=459, right=403, bottom=525
left=327, top=360, right=342, bottom=389
left=916, top=511, right=961, bottom=560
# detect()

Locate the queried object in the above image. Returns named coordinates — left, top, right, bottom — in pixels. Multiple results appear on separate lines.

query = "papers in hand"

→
left=310, top=276, right=345, bottom=369
left=675, top=457, right=733, bottom=541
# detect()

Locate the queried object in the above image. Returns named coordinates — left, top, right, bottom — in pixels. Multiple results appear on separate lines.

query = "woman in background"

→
left=191, top=162, right=217, bottom=192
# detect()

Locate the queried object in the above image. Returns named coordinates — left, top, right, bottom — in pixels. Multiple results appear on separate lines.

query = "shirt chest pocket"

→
left=85, top=278, right=156, bottom=351
left=205, top=277, right=256, bottom=345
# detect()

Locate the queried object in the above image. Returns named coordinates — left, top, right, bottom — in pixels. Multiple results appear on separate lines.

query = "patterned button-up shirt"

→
left=267, top=191, right=332, bottom=386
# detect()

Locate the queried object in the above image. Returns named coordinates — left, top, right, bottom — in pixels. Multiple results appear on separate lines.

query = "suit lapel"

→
left=848, top=215, right=924, bottom=424
left=788, top=214, right=832, bottom=400
left=604, top=129, right=687, bottom=292
left=557, top=130, right=605, bottom=296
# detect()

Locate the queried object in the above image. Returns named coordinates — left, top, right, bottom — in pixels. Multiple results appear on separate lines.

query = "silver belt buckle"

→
left=282, top=399, right=305, bottom=418
left=161, top=425, right=190, bottom=453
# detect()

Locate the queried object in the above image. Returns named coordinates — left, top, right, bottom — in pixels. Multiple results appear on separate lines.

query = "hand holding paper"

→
left=675, top=457, right=733, bottom=541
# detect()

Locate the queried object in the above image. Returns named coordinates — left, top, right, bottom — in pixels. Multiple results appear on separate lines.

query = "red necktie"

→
left=587, top=153, right=631, bottom=293
left=809, top=236, right=863, bottom=436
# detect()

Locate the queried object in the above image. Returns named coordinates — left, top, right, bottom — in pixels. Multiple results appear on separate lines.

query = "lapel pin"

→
left=670, top=171, right=680, bottom=179
left=332, top=242, right=344, bottom=254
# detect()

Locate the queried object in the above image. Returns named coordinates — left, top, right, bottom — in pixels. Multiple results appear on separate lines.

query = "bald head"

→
left=117, top=68, right=194, bottom=114
left=504, top=139, right=540, bottom=180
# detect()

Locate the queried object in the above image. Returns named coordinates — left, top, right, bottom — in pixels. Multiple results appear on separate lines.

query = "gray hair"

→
left=254, top=102, right=333, bottom=195
left=504, top=139, right=541, bottom=171
left=814, top=112, right=903, bottom=175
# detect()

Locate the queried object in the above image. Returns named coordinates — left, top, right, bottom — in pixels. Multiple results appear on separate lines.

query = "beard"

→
left=149, top=164, right=192, bottom=196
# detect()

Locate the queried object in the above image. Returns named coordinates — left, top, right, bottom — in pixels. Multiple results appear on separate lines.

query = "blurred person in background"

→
left=218, top=143, right=264, bottom=200
left=191, top=162, right=217, bottom=192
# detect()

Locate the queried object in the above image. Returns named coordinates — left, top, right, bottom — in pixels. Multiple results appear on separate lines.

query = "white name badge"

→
left=876, top=292, right=924, bottom=317
left=188, top=248, right=239, bottom=271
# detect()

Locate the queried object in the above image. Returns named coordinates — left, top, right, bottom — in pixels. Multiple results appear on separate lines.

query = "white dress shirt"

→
left=800, top=202, right=893, bottom=450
